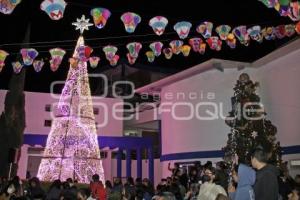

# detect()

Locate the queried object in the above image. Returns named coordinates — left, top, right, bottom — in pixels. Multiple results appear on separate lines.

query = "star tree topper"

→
left=72, top=15, right=93, bottom=34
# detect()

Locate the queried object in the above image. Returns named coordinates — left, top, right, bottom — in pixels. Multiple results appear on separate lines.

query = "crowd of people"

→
left=0, top=148, right=300, bottom=200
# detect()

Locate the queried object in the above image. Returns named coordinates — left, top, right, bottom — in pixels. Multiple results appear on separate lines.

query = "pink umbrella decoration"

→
left=149, top=42, right=163, bottom=57
left=173, top=21, right=192, bottom=39
left=12, top=61, right=23, bottom=74
left=40, top=0, right=67, bottom=20
left=0, top=50, right=9, bottom=72
left=149, top=16, right=168, bottom=36
left=109, top=55, right=119, bottom=67
left=33, top=59, right=45, bottom=72
left=126, top=42, right=142, bottom=58
left=127, top=53, right=137, bottom=65
left=169, top=40, right=183, bottom=55
left=120, top=12, right=141, bottom=33
left=206, top=36, right=222, bottom=51
left=215, top=25, right=231, bottom=40
left=49, top=48, right=66, bottom=72
left=233, top=26, right=250, bottom=46
left=196, top=21, right=213, bottom=39
left=188, top=38, right=204, bottom=53
left=20, top=48, right=38, bottom=66
left=90, top=8, right=111, bottom=29
left=163, top=48, right=173, bottom=59
left=89, top=56, right=100, bottom=68
left=103, top=45, right=118, bottom=61
left=247, top=25, right=263, bottom=43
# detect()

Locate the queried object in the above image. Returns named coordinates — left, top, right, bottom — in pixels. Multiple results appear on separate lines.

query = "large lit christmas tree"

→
left=37, top=16, right=104, bottom=183
left=223, top=73, right=282, bottom=168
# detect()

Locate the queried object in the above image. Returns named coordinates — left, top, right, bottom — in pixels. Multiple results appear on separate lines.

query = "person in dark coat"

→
left=251, top=147, right=279, bottom=200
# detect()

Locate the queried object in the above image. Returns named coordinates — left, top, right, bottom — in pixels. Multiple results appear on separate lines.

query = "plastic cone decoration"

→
left=149, top=16, right=168, bottom=36
left=174, top=21, right=192, bottom=39
left=215, top=25, right=231, bottom=40
left=196, top=21, right=213, bottom=39
left=76, top=45, right=93, bottom=62
left=126, top=42, right=142, bottom=58
left=169, top=40, right=183, bottom=55
left=149, top=42, right=163, bottom=57
left=90, top=8, right=111, bottom=29
left=120, top=12, right=141, bottom=33
left=146, top=51, right=155, bottom=63
left=233, top=26, right=250, bottom=46
left=33, top=59, right=44, bottom=72
left=180, top=45, right=191, bottom=57
left=12, top=61, right=23, bottom=74
left=20, top=48, right=38, bottom=66
left=289, top=1, right=300, bottom=21
left=163, top=48, right=173, bottom=59
left=206, top=36, right=222, bottom=51
left=37, top=36, right=105, bottom=184
left=0, top=50, right=9, bottom=72
left=274, top=25, right=286, bottom=39
left=296, top=21, right=300, bottom=34
left=247, top=25, right=263, bottom=43
left=0, top=0, right=22, bottom=15
left=261, top=27, right=276, bottom=40
left=40, top=0, right=67, bottom=20
left=103, top=45, right=118, bottom=61
left=49, top=48, right=66, bottom=72
left=285, top=24, right=295, bottom=37
left=89, top=56, right=100, bottom=68
left=226, top=33, right=236, bottom=49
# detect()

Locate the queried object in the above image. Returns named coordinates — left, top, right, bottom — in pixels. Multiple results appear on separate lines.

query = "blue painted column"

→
left=126, top=148, right=132, bottom=178
left=148, top=147, right=154, bottom=184
left=136, top=148, right=142, bottom=178
left=117, top=149, right=122, bottom=178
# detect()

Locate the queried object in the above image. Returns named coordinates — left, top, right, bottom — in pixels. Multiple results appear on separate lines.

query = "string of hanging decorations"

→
left=0, top=0, right=300, bottom=73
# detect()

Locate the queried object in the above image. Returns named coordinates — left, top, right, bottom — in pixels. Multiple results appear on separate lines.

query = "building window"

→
left=44, top=120, right=52, bottom=127
left=45, top=104, right=51, bottom=112
left=93, top=107, right=99, bottom=115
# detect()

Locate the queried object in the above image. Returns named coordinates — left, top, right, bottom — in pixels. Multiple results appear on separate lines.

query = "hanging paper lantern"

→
left=76, top=45, right=93, bottom=61
left=149, top=16, right=168, bottom=36
left=109, top=55, right=119, bottom=66
left=261, top=27, right=276, bottom=40
left=49, top=48, right=66, bottom=72
left=120, top=12, right=141, bottom=33
left=206, top=36, right=222, bottom=51
left=103, top=45, right=118, bottom=61
left=12, top=61, right=23, bottom=74
left=180, top=45, right=191, bottom=57
left=169, top=40, right=183, bottom=55
left=188, top=38, right=203, bottom=53
left=289, top=1, right=300, bottom=21
left=258, top=0, right=277, bottom=8
left=90, top=8, right=111, bottom=29
left=233, top=26, right=250, bottom=46
left=247, top=25, right=263, bottom=43
left=285, top=24, right=295, bottom=37
left=149, top=42, right=163, bottom=57
left=226, top=33, right=237, bottom=49
left=163, top=48, right=173, bottom=59
left=145, top=51, right=155, bottom=63
left=89, top=56, right=100, bottom=68
left=33, top=59, right=44, bottom=72
left=274, top=25, right=286, bottom=39
left=40, top=0, right=67, bottom=20
left=126, top=53, right=137, bottom=65
left=0, top=0, right=21, bottom=14
left=295, top=21, right=300, bottom=34
left=0, top=50, right=9, bottom=72
left=173, top=21, right=192, bottom=39
left=126, top=42, right=142, bottom=58
left=196, top=21, right=213, bottom=39
left=20, top=48, right=38, bottom=66
left=215, top=25, right=231, bottom=40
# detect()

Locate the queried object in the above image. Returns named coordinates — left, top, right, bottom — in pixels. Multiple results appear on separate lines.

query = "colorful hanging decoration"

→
left=145, top=51, right=155, bottom=63
left=174, top=21, right=192, bottom=39
left=169, top=40, right=183, bottom=55
left=40, top=0, right=67, bottom=20
left=180, top=45, right=191, bottom=57
left=206, top=36, right=222, bottom=51
left=226, top=33, right=237, bottom=49
left=126, top=42, right=142, bottom=58
left=196, top=21, right=213, bottom=39
left=68, top=57, right=79, bottom=69
left=76, top=45, right=93, bottom=61
left=296, top=21, right=300, bottom=34
left=120, top=12, right=141, bottom=33
left=149, top=42, right=163, bottom=57
left=33, top=60, right=44, bottom=72
left=12, top=61, right=23, bottom=74
left=0, top=0, right=22, bottom=14
left=89, top=56, right=100, bottom=68
left=49, top=48, right=66, bottom=72
left=274, top=25, right=286, bottom=39
left=247, top=25, right=263, bottom=43
left=258, top=0, right=277, bottom=8
left=126, top=53, right=137, bottom=65
left=261, top=27, right=276, bottom=40
left=275, top=0, right=291, bottom=17
left=0, top=50, right=9, bottom=72
left=90, top=8, right=111, bottom=29
left=189, top=38, right=202, bottom=53
left=109, top=55, right=119, bottom=66
left=20, top=48, right=38, bottom=66
left=285, top=24, right=295, bottom=37
left=289, top=1, right=300, bottom=21
left=233, top=26, right=250, bottom=46
left=215, top=25, right=231, bottom=40
left=149, top=16, right=168, bottom=36
left=103, top=45, right=118, bottom=61
left=163, top=48, right=173, bottom=59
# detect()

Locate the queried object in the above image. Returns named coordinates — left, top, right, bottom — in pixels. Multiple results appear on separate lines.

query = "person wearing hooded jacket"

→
left=228, top=164, right=255, bottom=200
